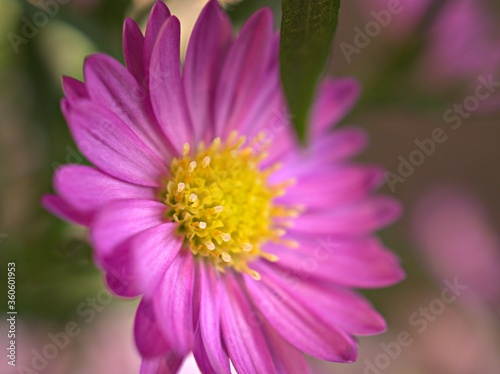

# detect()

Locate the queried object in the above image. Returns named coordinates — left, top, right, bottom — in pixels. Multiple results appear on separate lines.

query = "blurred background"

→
left=1, top=0, right=499, bottom=373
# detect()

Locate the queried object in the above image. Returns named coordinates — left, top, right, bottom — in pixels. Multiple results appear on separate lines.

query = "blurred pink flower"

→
left=412, top=186, right=500, bottom=303
left=419, top=0, right=500, bottom=89
left=359, top=0, right=432, bottom=41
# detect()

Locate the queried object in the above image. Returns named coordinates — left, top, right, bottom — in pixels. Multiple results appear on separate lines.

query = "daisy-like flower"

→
left=43, top=1, right=404, bottom=372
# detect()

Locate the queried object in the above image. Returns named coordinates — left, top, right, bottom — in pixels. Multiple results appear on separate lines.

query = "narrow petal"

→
left=310, top=78, right=361, bottom=136
left=84, top=53, right=171, bottom=158
left=193, top=264, right=230, bottom=374
left=266, top=237, right=405, bottom=288
left=279, top=166, right=384, bottom=210
left=291, top=196, right=402, bottom=236
left=41, top=194, right=89, bottom=226
left=131, top=223, right=183, bottom=295
left=91, top=199, right=166, bottom=260
left=221, top=274, right=277, bottom=374
left=150, top=17, right=193, bottom=152
left=245, top=264, right=357, bottom=362
left=54, top=165, right=154, bottom=215
left=62, top=76, right=88, bottom=99
left=144, top=0, right=171, bottom=78
left=261, top=319, right=310, bottom=374
left=63, top=99, right=167, bottom=187
left=104, top=248, right=142, bottom=297
left=214, top=9, right=275, bottom=137
left=257, top=263, right=387, bottom=336
left=135, top=299, right=171, bottom=357
left=154, top=251, right=195, bottom=354
left=123, top=17, right=146, bottom=85
left=140, top=353, right=184, bottom=374
left=183, top=0, right=232, bottom=142
left=269, top=128, right=369, bottom=183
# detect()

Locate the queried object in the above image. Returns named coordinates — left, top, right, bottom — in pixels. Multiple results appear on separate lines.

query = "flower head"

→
left=43, top=1, right=404, bottom=372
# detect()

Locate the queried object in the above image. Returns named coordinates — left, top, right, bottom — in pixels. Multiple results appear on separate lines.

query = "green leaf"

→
left=280, top=0, right=341, bottom=143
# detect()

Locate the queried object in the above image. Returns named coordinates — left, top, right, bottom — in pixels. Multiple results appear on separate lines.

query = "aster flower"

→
left=413, top=186, right=500, bottom=304
left=43, top=1, right=404, bottom=372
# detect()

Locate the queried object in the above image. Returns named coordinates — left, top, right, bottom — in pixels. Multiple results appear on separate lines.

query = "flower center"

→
left=164, top=132, right=298, bottom=279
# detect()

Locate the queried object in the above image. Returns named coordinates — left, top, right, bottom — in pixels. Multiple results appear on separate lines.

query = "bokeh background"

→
left=1, top=0, right=499, bottom=373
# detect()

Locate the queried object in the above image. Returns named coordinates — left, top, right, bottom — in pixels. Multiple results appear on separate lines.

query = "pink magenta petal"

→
left=261, top=318, right=310, bottom=374
left=153, top=251, right=195, bottom=354
left=214, top=9, right=275, bottom=138
left=84, top=53, right=171, bottom=159
left=245, top=264, right=358, bottom=362
left=62, top=76, right=88, bottom=99
left=143, top=0, right=171, bottom=79
left=140, top=353, right=184, bottom=374
left=256, top=264, right=388, bottom=336
left=221, top=274, right=277, bottom=374
left=135, top=299, right=171, bottom=357
left=63, top=99, right=167, bottom=187
left=266, top=237, right=404, bottom=288
left=104, top=247, right=142, bottom=298
left=91, top=199, right=167, bottom=260
left=193, top=263, right=230, bottom=374
left=123, top=17, right=145, bottom=85
left=150, top=16, right=194, bottom=153
left=310, top=77, right=361, bottom=137
left=54, top=165, right=154, bottom=215
left=280, top=165, right=384, bottom=210
left=183, top=0, right=232, bottom=143
left=236, top=35, right=284, bottom=138
left=270, top=128, right=369, bottom=183
left=131, top=223, right=183, bottom=295
left=41, top=194, right=90, bottom=226
left=291, top=196, right=402, bottom=236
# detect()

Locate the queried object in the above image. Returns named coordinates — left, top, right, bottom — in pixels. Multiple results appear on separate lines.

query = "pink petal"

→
left=280, top=165, right=384, bottom=210
left=310, top=77, right=361, bottom=137
left=266, top=237, right=404, bottom=288
left=62, top=99, right=167, bottom=187
left=62, top=76, right=88, bottom=99
left=214, top=9, right=275, bottom=138
left=131, top=223, right=183, bottom=295
left=221, top=274, right=277, bottom=374
left=54, top=165, right=154, bottom=215
left=245, top=263, right=357, bottom=362
left=150, top=17, right=193, bottom=152
left=84, top=53, right=171, bottom=158
left=193, top=264, right=230, bottom=373
left=291, top=196, right=402, bottom=236
left=270, top=128, right=369, bottom=183
left=41, top=194, right=90, bottom=226
left=262, top=264, right=387, bottom=335
left=135, top=299, right=171, bottom=357
left=123, top=17, right=145, bottom=85
left=140, top=353, right=184, bottom=374
left=153, top=251, right=195, bottom=354
left=183, top=0, right=232, bottom=143
left=261, top=319, right=310, bottom=374
left=143, top=0, right=171, bottom=80
left=104, top=249, right=142, bottom=297
left=91, top=199, right=167, bottom=260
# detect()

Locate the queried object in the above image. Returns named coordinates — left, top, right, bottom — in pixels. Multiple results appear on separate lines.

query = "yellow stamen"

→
left=164, top=132, right=298, bottom=278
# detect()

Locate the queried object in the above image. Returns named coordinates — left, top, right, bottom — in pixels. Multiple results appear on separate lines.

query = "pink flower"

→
left=43, top=1, right=404, bottom=372
left=412, top=186, right=500, bottom=304
left=359, top=0, right=432, bottom=40
left=420, top=0, right=500, bottom=85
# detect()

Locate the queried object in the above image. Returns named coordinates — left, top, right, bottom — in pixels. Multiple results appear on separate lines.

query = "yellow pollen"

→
left=164, top=132, right=297, bottom=277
